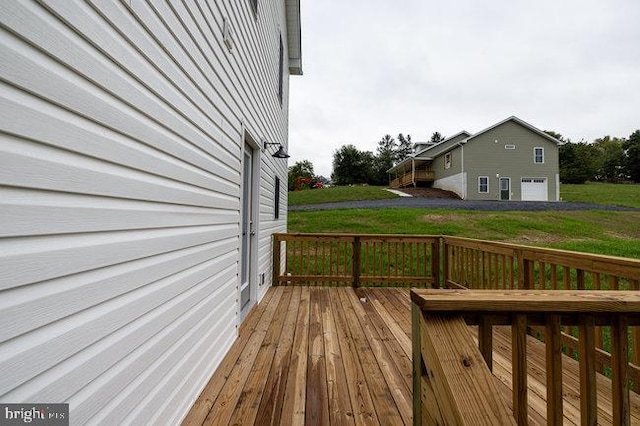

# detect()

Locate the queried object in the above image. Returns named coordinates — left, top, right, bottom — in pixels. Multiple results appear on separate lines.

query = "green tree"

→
left=331, top=145, right=373, bottom=185
left=372, top=135, right=396, bottom=185
left=396, top=133, right=413, bottom=163
left=429, top=132, right=445, bottom=144
left=592, top=136, right=626, bottom=182
left=559, top=142, right=598, bottom=184
left=287, top=160, right=314, bottom=191
left=624, top=130, right=640, bottom=182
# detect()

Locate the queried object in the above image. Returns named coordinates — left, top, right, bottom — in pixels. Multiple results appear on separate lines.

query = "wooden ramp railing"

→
left=411, top=289, right=640, bottom=426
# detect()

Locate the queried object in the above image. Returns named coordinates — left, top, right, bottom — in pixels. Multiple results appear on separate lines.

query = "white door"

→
left=240, top=143, right=255, bottom=318
left=521, top=178, right=548, bottom=201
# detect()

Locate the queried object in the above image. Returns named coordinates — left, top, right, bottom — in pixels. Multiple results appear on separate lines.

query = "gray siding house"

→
left=0, top=1, right=300, bottom=424
left=389, top=117, right=561, bottom=201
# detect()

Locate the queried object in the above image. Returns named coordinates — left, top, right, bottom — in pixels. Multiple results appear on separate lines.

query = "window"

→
left=444, top=152, right=452, bottom=169
left=478, top=176, right=489, bottom=193
left=278, top=34, right=283, bottom=105
left=534, top=147, right=544, bottom=164
left=274, top=177, right=280, bottom=219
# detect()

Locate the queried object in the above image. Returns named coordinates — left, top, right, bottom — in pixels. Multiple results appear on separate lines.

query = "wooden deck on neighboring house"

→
left=183, top=286, right=640, bottom=425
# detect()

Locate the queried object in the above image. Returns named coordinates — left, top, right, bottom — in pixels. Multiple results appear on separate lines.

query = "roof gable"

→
left=466, top=116, right=561, bottom=145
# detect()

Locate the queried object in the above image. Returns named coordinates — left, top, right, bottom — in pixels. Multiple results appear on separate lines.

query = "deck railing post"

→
left=518, top=252, right=533, bottom=290
left=352, top=236, right=361, bottom=288
left=611, top=314, right=630, bottom=425
left=512, top=314, right=528, bottom=425
left=412, top=304, right=423, bottom=426
left=272, top=234, right=281, bottom=286
left=478, top=315, right=493, bottom=371
left=579, top=314, right=597, bottom=425
left=545, top=314, right=563, bottom=425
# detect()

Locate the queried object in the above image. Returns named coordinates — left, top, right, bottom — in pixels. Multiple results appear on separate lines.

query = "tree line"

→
left=288, top=129, right=640, bottom=190
left=547, top=130, right=640, bottom=184
left=330, top=132, right=446, bottom=186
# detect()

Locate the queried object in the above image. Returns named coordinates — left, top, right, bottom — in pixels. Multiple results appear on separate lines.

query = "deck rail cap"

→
left=410, top=289, right=640, bottom=313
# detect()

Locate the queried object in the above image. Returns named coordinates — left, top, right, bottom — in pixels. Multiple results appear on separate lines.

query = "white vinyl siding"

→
left=478, top=176, right=489, bottom=193
left=0, top=1, right=292, bottom=425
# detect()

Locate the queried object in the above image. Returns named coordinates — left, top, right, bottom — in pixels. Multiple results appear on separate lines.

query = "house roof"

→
left=412, top=131, right=472, bottom=157
left=285, top=0, right=303, bottom=75
left=387, top=131, right=470, bottom=173
left=387, top=116, right=562, bottom=174
left=465, top=116, right=562, bottom=146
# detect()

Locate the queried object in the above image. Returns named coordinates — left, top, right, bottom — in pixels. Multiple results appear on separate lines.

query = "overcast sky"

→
left=287, top=0, right=640, bottom=178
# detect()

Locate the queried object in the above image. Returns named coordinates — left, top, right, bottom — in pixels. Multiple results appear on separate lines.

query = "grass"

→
left=561, top=182, right=640, bottom=208
left=288, top=185, right=396, bottom=206
left=289, top=182, right=640, bottom=208
left=288, top=209, right=640, bottom=258
left=287, top=184, right=640, bottom=258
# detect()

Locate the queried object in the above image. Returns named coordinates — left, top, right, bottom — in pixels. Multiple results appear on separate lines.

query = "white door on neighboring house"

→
left=500, top=177, right=511, bottom=201
left=240, top=142, right=256, bottom=319
left=521, top=178, right=548, bottom=201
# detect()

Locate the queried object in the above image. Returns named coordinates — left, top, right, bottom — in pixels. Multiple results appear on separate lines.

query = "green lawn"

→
left=288, top=185, right=396, bottom=205
left=287, top=184, right=640, bottom=259
left=561, top=182, right=640, bottom=208
left=288, top=209, right=640, bottom=258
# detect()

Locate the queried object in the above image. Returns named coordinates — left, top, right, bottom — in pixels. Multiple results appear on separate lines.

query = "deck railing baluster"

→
left=579, top=314, right=597, bottom=425
left=546, top=313, right=563, bottom=425
left=512, top=314, right=528, bottom=425
left=412, top=289, right=640, bottom=426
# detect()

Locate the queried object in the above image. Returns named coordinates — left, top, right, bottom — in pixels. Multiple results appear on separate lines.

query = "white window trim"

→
left=444, top=152, right=452, bottom=169
left=534, top=147, right=544, bottom=164
left=478, top=176, right=489, bottom=193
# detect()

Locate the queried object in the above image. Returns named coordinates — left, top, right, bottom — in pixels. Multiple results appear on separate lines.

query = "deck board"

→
left=183, top=287, right=640, bottom=426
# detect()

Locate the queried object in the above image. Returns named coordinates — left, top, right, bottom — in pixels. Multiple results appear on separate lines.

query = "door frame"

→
left=239, top=131, right=261, bottom=323
left=499, top=177, right=511, bottom=201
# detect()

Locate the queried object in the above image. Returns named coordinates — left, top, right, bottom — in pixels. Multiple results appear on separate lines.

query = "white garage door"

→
left=521, top=178, right=548, bottom=201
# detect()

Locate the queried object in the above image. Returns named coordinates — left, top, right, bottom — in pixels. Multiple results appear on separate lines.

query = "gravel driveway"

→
left=289, top=198, right=639, bottom=212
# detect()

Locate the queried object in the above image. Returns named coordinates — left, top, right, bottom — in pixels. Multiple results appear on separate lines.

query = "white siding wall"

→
left=0, top=0, right=293, bottom=424
left=433, top=172, right=466, bottom=199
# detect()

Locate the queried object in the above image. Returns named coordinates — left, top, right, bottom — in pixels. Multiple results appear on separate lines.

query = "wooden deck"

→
left=183, top=287, right=640, bottom=425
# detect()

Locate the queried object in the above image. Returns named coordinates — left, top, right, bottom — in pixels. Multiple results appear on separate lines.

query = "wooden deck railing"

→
left=389, top=170, right=435, bottom=188
left=273, top=233, right=640, bottom=399
left=272, top=233, right=440, bottom=287
left=442, top=236, right=640, bottom=389
left=411, top=289, right=640, bottom=425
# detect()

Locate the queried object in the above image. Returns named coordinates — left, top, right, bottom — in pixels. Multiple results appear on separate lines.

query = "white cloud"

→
left=289, top=0, right=640, bottom=177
